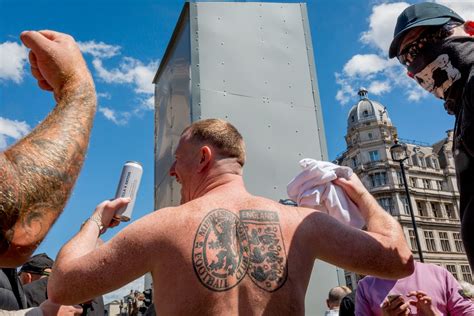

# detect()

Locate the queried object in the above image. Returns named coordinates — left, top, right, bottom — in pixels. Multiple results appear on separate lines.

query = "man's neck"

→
left=189, top=159, right=248, bottom=201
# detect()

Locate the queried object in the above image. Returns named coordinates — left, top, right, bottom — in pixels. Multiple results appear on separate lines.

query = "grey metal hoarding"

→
left=154, top=2, right=338, bottom=314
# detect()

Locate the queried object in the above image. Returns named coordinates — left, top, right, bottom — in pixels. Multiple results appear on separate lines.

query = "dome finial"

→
left=358, top=88, right=368, bottom=99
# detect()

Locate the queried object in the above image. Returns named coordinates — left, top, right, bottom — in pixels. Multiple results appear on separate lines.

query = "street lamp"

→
left=390, top=139, right=424, bottom=262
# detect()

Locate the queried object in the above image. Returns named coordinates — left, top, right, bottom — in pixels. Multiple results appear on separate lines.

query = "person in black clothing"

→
left=19, top=253, right=53, bottom=307
left=390, top=2, right=474, bottom=268
left=339, top=291, right=356, bottom=316
left=18, top=253, right=104, bottom=315
left=0, top=268, right=27, bottom=310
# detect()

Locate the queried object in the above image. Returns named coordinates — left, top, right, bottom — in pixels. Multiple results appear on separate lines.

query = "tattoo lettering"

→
left=192, top=209, right=250, bottom=291
left=240, top=210, right=287, bottom=292
left=192, top=209, right=287, bottom=292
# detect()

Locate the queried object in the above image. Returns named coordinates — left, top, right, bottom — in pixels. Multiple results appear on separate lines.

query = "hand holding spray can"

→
left=114, top=161, right=143, bottom=221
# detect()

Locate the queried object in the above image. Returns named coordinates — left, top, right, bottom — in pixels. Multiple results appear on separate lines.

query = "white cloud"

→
left=78, top=41, right=121, bottom=59
left=435, top=0, right=474, bottom=21
left=368, top=80, right=391, bottom=95
left=97, top=92, right=111, bottom=99
left=103, top=276, right=145, bottom=304
left=98, top=107, right=131, bottom=125
left=78, top=39, right=158, bottom=124
left=0, top=42, right=28, bottom=83
left=92, top=57, right=157, bottom=95
left=0, top=117, right=31, bottom=149
left=360, top=2, right=410, bottom=55
left=335, top=72, right=357, bottom=105
left=343, top=54, right=391, bottom=77
left=334, top=1, right=464, bottom=104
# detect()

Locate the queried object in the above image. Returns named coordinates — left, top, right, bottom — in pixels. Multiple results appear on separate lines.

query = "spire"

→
left=358, top=88, right=368, bottom=99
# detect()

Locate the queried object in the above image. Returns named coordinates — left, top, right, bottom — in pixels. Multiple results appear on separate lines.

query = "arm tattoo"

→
left=192, top=209, right=288, bottom=292
left=0, top=81, right=96, bottom=255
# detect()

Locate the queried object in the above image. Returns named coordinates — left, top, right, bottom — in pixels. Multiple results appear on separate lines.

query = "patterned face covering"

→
left=401, top=23, right=464, bottom=100
left=405, top=33, right=474, bottom=110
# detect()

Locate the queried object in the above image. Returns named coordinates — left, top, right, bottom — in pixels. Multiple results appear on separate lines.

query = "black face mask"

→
left=407, top=36, right=474, bottom=114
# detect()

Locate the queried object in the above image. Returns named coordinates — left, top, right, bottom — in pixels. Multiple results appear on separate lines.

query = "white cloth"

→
left=0, top=308, right=42, bottom=316
left=324, top=309, right=340, bottom=316
left=287, top=159, right=365, bottom=229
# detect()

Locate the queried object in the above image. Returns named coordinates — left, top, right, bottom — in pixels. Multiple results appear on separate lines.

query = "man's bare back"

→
left=48, top=119, right=413, bottom=315
left=148, top=188, right=313, bottom=315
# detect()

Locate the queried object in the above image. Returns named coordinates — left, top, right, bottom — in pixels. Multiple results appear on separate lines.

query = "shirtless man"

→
left=0, top=30, right=96, bottom=267
left=49, top=119, right=414, bottom=315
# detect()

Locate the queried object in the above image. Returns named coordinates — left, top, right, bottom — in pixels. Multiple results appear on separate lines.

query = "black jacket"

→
left=23, top=277, right=48, bottom=307
left=0, top=268, right=27, bottom=310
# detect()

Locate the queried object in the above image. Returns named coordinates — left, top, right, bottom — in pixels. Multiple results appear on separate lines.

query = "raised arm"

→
left=0, top=30, right=96, bottom=267
left=48, top=199, right=163, bottom=305
left=303, top=174, right=414, bottom=279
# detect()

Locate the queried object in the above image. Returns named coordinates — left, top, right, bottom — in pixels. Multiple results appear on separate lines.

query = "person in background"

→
left=389, top=2, right=474, bottom=269
left=19, top=253, right=53, bottom=307
left=325, top=286, right=352, bottom=316
left=356, top=261, right=474, bottom=315
left=339, top=290, right=356, bottom=316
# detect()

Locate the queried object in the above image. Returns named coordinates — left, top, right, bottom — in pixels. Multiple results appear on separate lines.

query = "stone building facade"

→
left=336, top=88, right=472, bottom=288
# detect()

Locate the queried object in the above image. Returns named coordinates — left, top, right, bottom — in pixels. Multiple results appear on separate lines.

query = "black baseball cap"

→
left=389, top=2, right=464, bottom=58
left=19, top=253, right=54, bottom=275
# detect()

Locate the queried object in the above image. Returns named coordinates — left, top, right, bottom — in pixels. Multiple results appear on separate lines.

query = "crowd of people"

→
left=0, top=1, right=473, bottom=315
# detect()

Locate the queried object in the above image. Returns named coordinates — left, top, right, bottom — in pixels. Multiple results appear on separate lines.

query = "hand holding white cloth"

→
left=287, top=159, right=365, bottom=229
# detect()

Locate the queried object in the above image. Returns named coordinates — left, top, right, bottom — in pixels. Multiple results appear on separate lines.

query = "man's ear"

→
left=20, top=272, right=32, bottom=285
left=197, top=146, right=212, bottom=172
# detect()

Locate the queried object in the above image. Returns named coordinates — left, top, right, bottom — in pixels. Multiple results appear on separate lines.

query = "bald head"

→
left=327, top=286, right=351, bottom=309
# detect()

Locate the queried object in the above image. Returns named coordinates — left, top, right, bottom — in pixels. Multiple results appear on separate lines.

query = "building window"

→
left=369, top=172, right=387, bottom=187
left=424, top=231, right=437, bottom=252
left=446, top=265, right=458, bottom=280
left=400, top=196, right=410, bottom=215
left=439, top=232, right=451, bottom=252
left=416, top=201, right=427, bottom=217
left=432, top=158, right=439, bottom=169
left=412, top=154, right=419, bottom=166
left=351, top=116, right=355, bottom=122
left=378, top=197, right=394, bottom=214
left=397, top=172, right=404, bottom=186
left=411, top=177, right=418, bottom=188
left=423, top=179, right=431, bottom=189
left=445, top=204, right=455, bottom=219
left=363, top=110, right=369, bottom=117
left=408, top=230, right=418, bottom=251
left=437, top=181, right=443, bottom=190
left=369, top=150, right=379, bottom=162
left=420, top=155, right=427, bottom=168
left=461, top=265, right=473, bottom=283
left=368, top=132, right=373, bottom=139
left=431, top=202, right=442, bottom=218
left=345, top=275, right=353, bottom=290
left=453, top=233, right=465, bottom=253
left=351, top=157, right=358, bottom=168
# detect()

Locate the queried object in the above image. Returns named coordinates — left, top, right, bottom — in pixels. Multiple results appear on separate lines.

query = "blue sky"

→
left=1, top=0, right=473, bottom=303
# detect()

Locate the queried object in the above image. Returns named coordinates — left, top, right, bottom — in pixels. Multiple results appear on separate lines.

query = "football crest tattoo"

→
left=192, top=209, right=288, bottom=292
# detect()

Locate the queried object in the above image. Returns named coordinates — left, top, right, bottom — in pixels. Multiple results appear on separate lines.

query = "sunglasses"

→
left=397, top=22, right=461, bottom=66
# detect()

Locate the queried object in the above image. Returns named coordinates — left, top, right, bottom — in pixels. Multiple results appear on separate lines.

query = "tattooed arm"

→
left=0, top=30, right=96, bottom=267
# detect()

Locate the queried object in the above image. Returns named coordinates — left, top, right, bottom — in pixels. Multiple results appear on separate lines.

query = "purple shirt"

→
left=356, top=262, right=474, bottom=316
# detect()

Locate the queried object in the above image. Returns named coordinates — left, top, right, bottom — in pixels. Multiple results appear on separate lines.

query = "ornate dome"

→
left=347, top=88, right=392, bottom=130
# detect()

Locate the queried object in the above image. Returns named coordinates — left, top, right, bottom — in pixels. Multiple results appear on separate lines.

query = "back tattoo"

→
left=192, top=209, right=288, bottom=292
